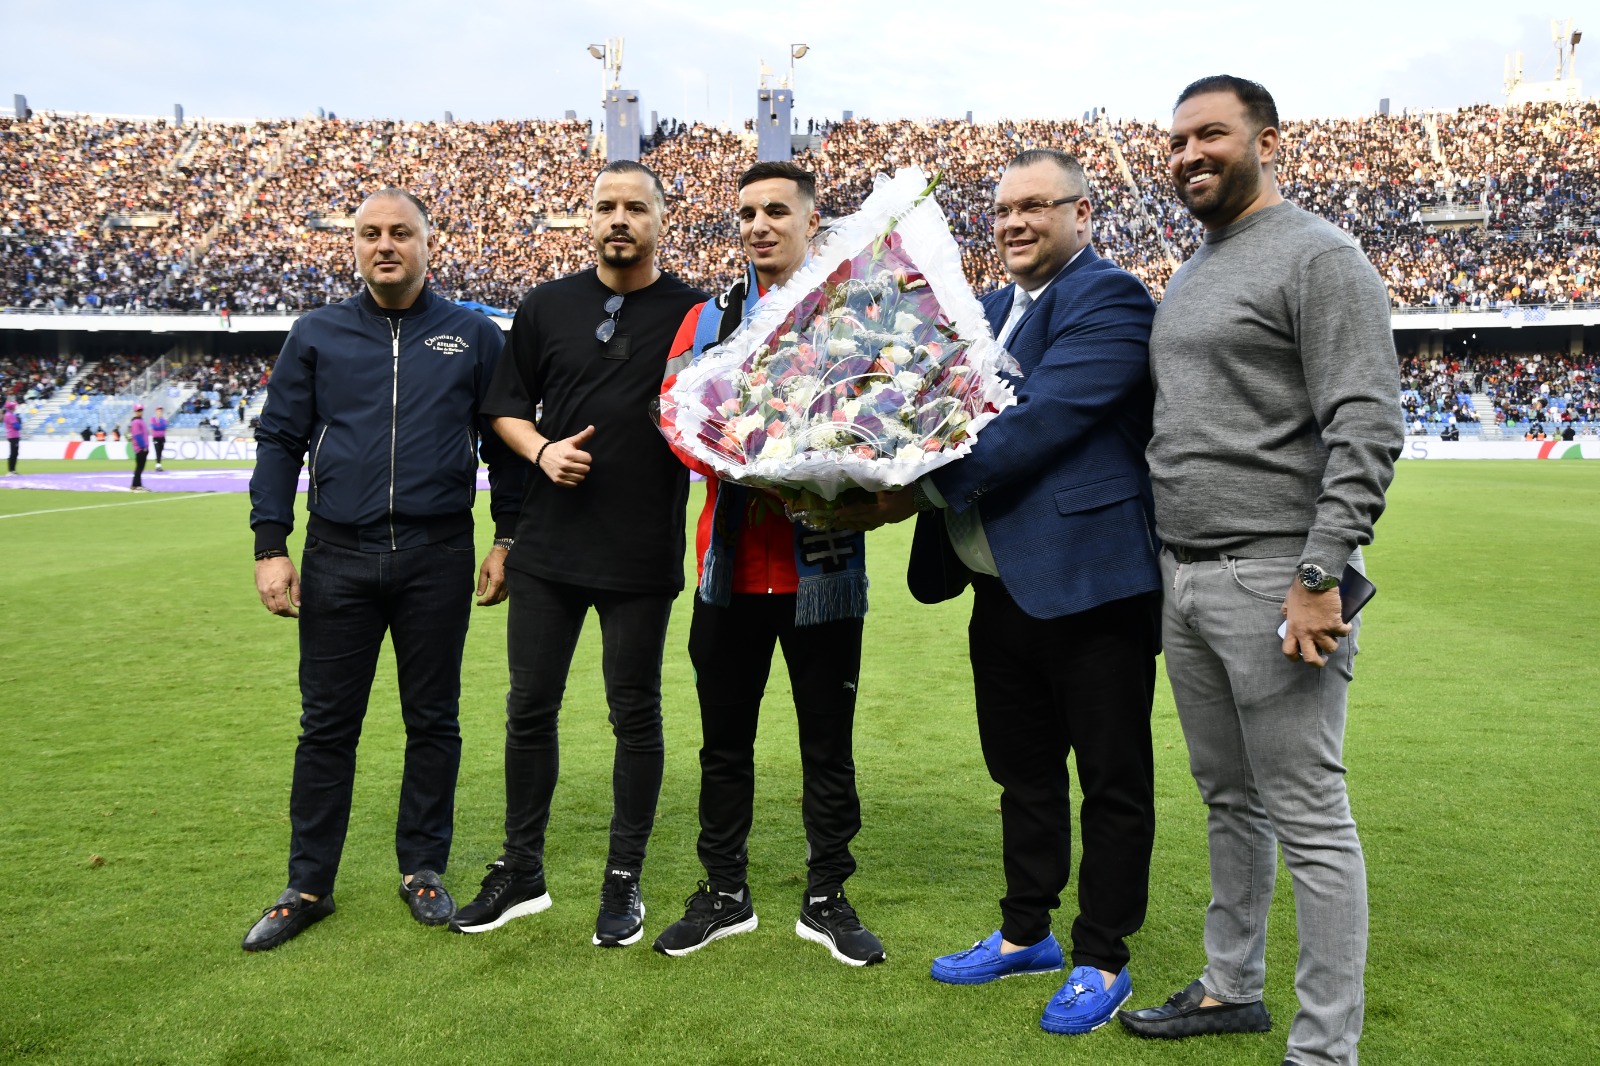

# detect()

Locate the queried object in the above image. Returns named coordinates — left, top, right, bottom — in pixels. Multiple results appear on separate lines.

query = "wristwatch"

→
left=1297, top=563, right=1341, bottom=592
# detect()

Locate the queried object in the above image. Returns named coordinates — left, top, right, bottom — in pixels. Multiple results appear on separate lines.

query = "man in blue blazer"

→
left=838, top=148, right=1162, bottom=1036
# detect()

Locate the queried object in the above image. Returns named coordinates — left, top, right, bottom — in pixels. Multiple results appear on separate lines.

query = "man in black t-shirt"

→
left=452, top=161, right=707, bottom=948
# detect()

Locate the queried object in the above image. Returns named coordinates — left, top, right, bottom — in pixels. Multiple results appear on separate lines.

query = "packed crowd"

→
left=1436, top=103, right=1600, bottom=231
left=195, top=118, right=597, bottom=312
left=175, top=353, right=274, bottom=413
left=1398, top=353, right=1481, bottom=425
left=1399, top=350, right=1599, bottom=428
left=0, top=116, right=300, bottom=311
left=1, top=354, right=72, bottom=401
left=72, top=353, right=158, bottom=396
left=1, top=102, right=1597, bottom=312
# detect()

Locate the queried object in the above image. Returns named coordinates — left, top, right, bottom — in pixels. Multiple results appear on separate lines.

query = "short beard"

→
left=599, top=241, right=641, bottom=267
left=1177, top=155, right=1261, bottom=226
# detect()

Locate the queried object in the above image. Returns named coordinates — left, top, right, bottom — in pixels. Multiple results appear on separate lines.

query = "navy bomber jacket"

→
left=250, top=286, right=527, bottom=554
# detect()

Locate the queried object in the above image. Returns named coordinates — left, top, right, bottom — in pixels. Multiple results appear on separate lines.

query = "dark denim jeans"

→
left=287, top=532, right=474, bottom=896
left=501, top=569, right=675, bottom=876
left=688, top=594, right=863, bottom=895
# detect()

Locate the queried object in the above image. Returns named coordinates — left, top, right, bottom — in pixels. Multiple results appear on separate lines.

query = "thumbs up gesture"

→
left=539, top=424, right=595, bottom=487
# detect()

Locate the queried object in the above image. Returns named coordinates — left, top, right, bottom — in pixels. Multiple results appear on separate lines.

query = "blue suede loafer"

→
left=1041, top=965, right=1133, bottom=1035
left=930, top=930, right=1064, bottom=985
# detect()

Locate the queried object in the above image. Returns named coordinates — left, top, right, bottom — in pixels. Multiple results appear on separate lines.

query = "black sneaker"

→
left=796, top=890, right=885, bottom=967
left=399, top=869, right=455, bottom=926
left=652, top=879, right=759, bottom=956
left=448, top=861, right=551, bottom=934
left=242, top=888, right=335, bottom=952
left=593, top=868, right=645, bottom=947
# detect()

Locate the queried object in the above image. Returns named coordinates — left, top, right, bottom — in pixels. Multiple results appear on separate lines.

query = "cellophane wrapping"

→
left=659, top=166, right=1019, bottom=508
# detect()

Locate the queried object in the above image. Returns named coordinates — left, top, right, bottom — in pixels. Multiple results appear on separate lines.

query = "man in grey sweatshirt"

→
left=1117, top=76, right=1403, bottom=1066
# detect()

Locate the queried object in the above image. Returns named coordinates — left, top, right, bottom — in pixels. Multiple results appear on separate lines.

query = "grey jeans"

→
left=1160, top=548, right=1367, bottom=1066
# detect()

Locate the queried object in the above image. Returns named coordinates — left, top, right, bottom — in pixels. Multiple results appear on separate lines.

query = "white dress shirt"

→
left=921, top=249, right=1085, bottom=576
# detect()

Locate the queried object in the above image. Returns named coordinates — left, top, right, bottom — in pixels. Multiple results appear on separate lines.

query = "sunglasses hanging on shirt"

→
left=595, top=294, right=630, bottom=359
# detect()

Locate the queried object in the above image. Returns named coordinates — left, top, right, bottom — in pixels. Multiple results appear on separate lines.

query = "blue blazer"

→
left=908, top=246, right=1162, bottom=619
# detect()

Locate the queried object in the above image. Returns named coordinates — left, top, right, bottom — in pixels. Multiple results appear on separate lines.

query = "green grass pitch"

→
left=1, top=461, right=1595, bottom=1064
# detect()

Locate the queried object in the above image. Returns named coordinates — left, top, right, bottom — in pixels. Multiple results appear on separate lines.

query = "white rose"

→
left=733, top=414, right=765, bottom=441
left=841, top=399, right=862, bottom=419
left=879, top=344, right=911, bottom=367
left=894, top=370, right=923, bottom=393
left=827, top=337, right=859, bottom=356
left=893, top=312, right=921, bottom=335
left=782, top=375, right=819, bottom=407
left=759, top=436, right=796, bottom=460
left=780, top=332, right=800, bottom=343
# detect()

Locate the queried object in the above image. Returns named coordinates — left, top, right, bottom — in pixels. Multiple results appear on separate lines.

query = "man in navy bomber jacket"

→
left=243, top=188, right=527, bottom=952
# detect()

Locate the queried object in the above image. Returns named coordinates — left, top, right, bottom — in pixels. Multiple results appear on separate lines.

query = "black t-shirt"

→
left=483, top=268, right=707, bottom=594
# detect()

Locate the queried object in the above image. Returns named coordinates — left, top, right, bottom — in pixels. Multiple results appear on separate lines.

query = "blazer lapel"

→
left=1003, top=247, right=1102, bottom=363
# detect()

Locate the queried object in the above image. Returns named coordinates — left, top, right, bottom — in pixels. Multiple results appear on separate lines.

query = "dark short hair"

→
left=360, top=187, right=431, bottom=230
left=1174, top=75, right=1280, bottom=134
left=596, top=160, right=666, bottom=206
left=1005, top=148, right=1088, bottom=196
left=736, top=161, right=817, bottom=203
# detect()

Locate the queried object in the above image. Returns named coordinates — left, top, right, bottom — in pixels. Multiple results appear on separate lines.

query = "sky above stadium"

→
left=3, top=1, right=1591, bottom=125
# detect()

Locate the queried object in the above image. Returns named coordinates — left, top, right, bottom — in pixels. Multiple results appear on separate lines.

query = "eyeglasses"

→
left=991, top=195, right=1083, bottom=224
left=595, top=294, right=624, bottom=343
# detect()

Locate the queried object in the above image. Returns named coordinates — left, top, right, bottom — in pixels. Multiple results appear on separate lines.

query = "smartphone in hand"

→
left=1277, top=564, right=1377, bottom=639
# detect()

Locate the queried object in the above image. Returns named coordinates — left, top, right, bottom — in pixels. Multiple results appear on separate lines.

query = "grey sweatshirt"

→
left=1146, top=201, right=1403, bottom=574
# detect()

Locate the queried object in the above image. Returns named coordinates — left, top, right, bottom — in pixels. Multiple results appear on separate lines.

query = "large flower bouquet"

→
left=659, top=167, right=1018, bottom=522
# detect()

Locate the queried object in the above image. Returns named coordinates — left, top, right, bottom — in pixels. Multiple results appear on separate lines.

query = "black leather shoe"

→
left=242, top=888, right=335, bottom=952
left=1117, top=979, right=1272, bottom=1038
left=400, top=870, right=455, bottom=925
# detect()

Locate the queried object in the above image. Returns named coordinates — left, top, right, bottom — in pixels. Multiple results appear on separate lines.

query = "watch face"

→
left=1299, top=565, right=1326, bottom=590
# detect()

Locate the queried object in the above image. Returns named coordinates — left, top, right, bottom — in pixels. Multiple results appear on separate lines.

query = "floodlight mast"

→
left=788, top=43, right=809, bottom=98
left=586, top=37, right=624, bottom=97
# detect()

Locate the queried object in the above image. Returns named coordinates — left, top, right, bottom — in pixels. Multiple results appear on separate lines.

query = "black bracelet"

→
left=254, top=548, right=289, bottom=561
left=493, top=537, right=515, bottom=551
left=534, top=440, right=552, bottom=471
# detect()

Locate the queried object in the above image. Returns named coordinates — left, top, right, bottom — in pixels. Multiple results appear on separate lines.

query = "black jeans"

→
left=7, top=437, right=17, bottom=473
left=131, top=449, right=147, bottom=487
left=969, top=576, right=1160, bottom=972
left=501, top=569, right=675, bottom=876
left=688, top=594, right=863, bottom=895
left=287, top=533, right=474, bottom=896
left=153, top=438, right=164, bottom=465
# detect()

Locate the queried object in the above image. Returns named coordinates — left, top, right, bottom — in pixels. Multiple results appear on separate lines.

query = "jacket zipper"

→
left=388, top=318, right=400, bottom=549
left=310, top=425, right=330, bottom=505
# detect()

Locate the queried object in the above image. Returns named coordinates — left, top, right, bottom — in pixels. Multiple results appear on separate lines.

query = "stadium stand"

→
left=3, top=103, right=1596, bottom=313
left=2, top=104, right=1594, bottom=443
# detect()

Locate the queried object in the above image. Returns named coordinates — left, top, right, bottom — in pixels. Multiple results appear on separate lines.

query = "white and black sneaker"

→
left=652, top=879, right=759, bottom=956
left=448, top=860, right=551, bottom=934
left=593, top=868, right=645, bottom=947
left=796, top=890, right=886, bottom=967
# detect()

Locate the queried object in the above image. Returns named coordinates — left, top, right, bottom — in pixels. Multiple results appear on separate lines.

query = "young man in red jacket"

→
left=653, top=162, right=884, bottom=966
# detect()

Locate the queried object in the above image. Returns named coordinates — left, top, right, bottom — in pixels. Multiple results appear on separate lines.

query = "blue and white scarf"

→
left=692, top=265, right=868, bottom=626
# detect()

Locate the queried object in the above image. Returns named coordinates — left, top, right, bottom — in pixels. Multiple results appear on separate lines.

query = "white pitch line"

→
left=0, top=492, right=220, bottom=519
